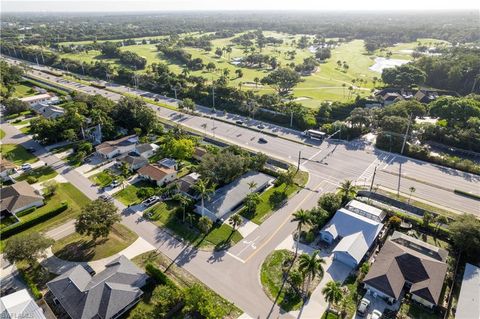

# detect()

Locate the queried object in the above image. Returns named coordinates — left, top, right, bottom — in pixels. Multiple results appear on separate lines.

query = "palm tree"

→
left=298, top=250, right=325, bottom=296
left=434, top=215, right=448, bottom=235
left=173, top=193, right=190, bottom=222
left=228, top=214, right=242, bottom=231
left=337, top=180, right=358, bottom=204
left=193, top=179, right=216, bottom=217
left=254, top=77, right=260, bottom=89
left=292, top=209, right=312, bottom=256
left=186, top=212, right=195, bottom=227
left=322, top=281, right=343, bottom=317
left=408, top=186, right=416, bottom=204
left=247, top=181, right=257, bottom=192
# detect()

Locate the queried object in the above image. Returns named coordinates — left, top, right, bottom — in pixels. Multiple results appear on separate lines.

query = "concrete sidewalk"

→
left=41, top=237, right=156, bottom=275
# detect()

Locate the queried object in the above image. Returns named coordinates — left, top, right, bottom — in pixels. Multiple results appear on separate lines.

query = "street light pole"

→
left=401, top=113, right=412, bottom=155
left=297, top=150, right=302, bottom=172
left=212, top=85, right=216, bottom=110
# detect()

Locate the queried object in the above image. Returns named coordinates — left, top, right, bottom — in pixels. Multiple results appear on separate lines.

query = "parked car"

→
left=21, top=163, right=32, bottom=171
left=99, top=194, right=113, bottom=202
left=257, top=124, right=265, bottom=130
left=110, top=180, right=121, bottom=188
left=26, top=147, right=36, bottom=153
left=142, top=196, right=160, bottom=207
left=258, top=137, right=268, bottom=143
left=357, top=298, right=371, bottom=317
left=235, top=120, right=244, bottom=125
left=369, top=309, right=382, bottom=319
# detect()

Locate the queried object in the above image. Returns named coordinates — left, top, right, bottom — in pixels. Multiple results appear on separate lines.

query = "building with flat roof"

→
left=455, top=263, right=480, bottom=319
left=19, top=93, right=55, bottom=106
left=196, top=171, right=274, bottom=222
left=363, top=231, right=448, bottom=309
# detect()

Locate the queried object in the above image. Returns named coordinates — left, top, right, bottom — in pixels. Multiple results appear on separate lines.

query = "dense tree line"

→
left=2, top=11, right=477, bottom=46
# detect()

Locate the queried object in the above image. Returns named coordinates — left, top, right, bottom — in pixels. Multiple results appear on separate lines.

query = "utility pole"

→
left=401, top=113, right=412, bottom=155
left=290, top=110, right=294, bottom=127
left=369, top=166, right=377, bottom=192
left=397, top=163, right=402, bottom=197
left=212, top=85, right=216, bottom=110
left=297, top=150, right=302, bottom=172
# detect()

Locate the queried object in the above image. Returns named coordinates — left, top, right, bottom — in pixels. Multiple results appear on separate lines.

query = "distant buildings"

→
left=0, top=181, right=44, bottom=216
left=373, top=88, right=458, bottom=106
left=363, top=231, right=449, bottom=309
left=19, top=93, right=58, bottom=106
left=47, top=255, right=148, bottom=319
left=455, top=263, right=480, bottom=319
left=0, top=289, right=46, bottom=319
left=95, top=135, right=138, bottom=159
left=196, top=171, right=274, bottom=222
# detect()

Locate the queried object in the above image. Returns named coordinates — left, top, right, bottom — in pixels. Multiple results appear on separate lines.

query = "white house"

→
left=345, top=200, right=386, bottom=222
left=138, top=164, right=177, bottom=186
left=455, top=263, right=480, bottom=319
left=134, top=143, right=159, bottom=159
left=0, top=157, right=17, bottom=181
left=0, top=289, right=46, bottom=319
left=95, top=135, right=138, bottom=159
left=319, top=208, right=383, bottom=268
left=19, top=93, right=57, bottom=106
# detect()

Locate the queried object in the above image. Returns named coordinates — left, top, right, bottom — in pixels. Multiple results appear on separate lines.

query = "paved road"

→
left=2, top=56, right=479, bottom=318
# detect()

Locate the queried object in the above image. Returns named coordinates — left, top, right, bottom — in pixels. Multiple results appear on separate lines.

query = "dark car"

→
left=235, top=120, right=244, bottom=125
left=258, top=137, right=268, bottom=143
left=82, top=264, right=96, bottom=276
left=257, top=124, right=265, bottom=130
left=26, top=147, right=36, bottom=153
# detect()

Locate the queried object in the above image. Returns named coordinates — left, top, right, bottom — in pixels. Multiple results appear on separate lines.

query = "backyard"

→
left=51, top=223, right=138, bottom=261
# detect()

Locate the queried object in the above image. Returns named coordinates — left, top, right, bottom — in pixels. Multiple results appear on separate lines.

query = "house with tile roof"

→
left=0, top=181, right=44, bottom=215
left=363, top=231, right=448, bottom=309
left=47, top=255, right=148, bottom=319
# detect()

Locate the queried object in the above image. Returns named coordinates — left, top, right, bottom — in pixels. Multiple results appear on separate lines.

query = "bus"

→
left=90, top=81, right=107, bottom=89
left=303, top=129, right=327, bottom=140
left=42, top=69, right=64, bottom=77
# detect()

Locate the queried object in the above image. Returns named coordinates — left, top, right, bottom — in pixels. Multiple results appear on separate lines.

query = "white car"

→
left=357, top=298, right=371, bottom=317
left=21, top=163, right=32, bottom=171
left=110, top=180, right=121, bottom=188
left=369, top=309, right=382, bottom=319
left=142, top=196, right=160, bottom=207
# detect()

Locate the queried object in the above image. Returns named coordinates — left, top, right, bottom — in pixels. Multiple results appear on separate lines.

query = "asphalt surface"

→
left=2, top=56, right=479, bottom=318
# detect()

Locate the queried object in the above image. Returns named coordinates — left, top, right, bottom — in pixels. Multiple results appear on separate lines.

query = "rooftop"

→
left=47, top=255, right=147, bottom=319
left=0, top=289, right=46, bottom=319
left=198, top=171, right=274, bottom=221
left=96, top=135, right=138, bottom=154
left=456, top=263, right=480, bottom=319
left=0, top=181, right=44, bottom=214
left=19, top=93, right=52, bottom=103
left=346, top=199, right=384, bottom=218
left=138, top=164, right=176, bottom=181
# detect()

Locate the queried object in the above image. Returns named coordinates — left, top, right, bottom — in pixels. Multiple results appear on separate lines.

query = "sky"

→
left=2, top=0, right=479, bottom=12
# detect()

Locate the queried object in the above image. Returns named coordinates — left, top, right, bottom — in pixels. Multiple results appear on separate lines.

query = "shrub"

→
left=26, top=176, right=38, bottom=184
left=269, top=190, right=287, bottom=209
left=388, top=216, right=402, bottom=229
left=0, top=203, right=68, bottom=238
left=18, top=269, right=42, bottom=299
left=15, top=206, right=37, bottom=218
left=145, top=263, right=176, bottom=287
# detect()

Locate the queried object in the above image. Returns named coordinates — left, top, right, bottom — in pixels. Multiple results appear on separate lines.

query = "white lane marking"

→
left=301, top=147, right=325, bottom=166
left=226, top=251, right=246, bottom=263
left=237, top=236, right=260, bottom=256
left=383, top=155, right=396, bottom=169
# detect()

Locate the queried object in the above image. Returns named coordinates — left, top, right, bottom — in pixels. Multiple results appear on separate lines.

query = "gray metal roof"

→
left=197, top=171, right=274, bottom=221
left=456, top=263, right=480, bottom=319
left=47, top=255, right=147, bottom=319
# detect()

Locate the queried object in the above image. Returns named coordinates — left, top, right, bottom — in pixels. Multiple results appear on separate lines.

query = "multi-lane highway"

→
left=2, top=56, right=479, bottom=318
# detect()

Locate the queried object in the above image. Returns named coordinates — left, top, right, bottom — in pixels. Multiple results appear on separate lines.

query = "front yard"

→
left=113, top=180, right=155, bottom=205
left=145, top=200, right=243, bottom=250
left=16, top=166, right=58, bottom=183
left=51, top=223, right=138, bottom=261
left=0, top=144, right=37, bottom=165
left=89, top=169, right=121, bottom=188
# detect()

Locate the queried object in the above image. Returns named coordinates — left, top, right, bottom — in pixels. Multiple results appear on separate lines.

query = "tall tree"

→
left=193, top=179, right=216, bottom=217
left=75, top=199, right=121, bottom=241
left=228, top=214, right=242, bottom=231
left=322, top=281, right=343, bottom=316
left=298, top=250, right=325, bottom=295
left=292, top=209, right=312, bottom=256
left=337, top=180, right=358, bottom=204
left=261, top=68, right=302, bottom=95
left=4, top=233, right=53, bottom=267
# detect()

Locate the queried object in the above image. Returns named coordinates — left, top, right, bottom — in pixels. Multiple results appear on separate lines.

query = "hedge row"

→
left=15, top=206, right=37, bottom=218
left=386, top=209, right=451, bottom=241
left=1, top=203, right=68, bottom=238
left=19, top=269, right=42, bottom=299
left=145, top=263, right=176, bottom=288
left=454, top=189, right=480, bottom=200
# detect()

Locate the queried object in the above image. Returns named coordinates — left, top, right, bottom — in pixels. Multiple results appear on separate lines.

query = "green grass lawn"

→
left=19, top=126, right=32, bottom=135
left=399, top=301, right=439, bottom=319
left=89, top=170, right=118, bottom=188
left=52, top=223, right=138, bottom=261
left=0, top=144, right=37, bottom=165
left=16, top=166, right=58, bottom=183
left=241, top=170, right=308, bottom=224
left=12, top=84, right=36, bottom=98
left=0, top=215, right=19, bottom=230
left=260, top=249, right=303, bottom=311
left=113, top=180, right=154, bottom=205
left=0, top=183, right=90, bottom=252
left=0, top=129, right=5, bottom=140
left=146, top=200, right=242, bottom=250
